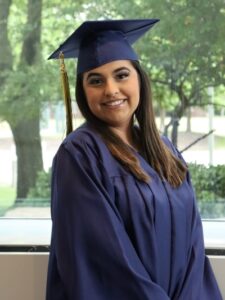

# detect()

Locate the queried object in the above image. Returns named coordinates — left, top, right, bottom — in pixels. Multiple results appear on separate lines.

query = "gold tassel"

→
left=59, top=52, right=73, bottom=136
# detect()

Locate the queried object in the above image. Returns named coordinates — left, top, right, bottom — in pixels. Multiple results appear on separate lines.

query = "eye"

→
left=116, top=71, right=130, bottom=80
left=87, top=77, right=104, bottom=86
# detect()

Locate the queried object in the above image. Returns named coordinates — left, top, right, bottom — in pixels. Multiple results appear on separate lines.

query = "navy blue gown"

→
left=46, top=124, right=222, bottom=300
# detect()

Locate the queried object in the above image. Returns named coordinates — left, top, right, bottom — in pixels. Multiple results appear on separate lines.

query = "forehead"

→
left=83, top=60, right=134, bottom=77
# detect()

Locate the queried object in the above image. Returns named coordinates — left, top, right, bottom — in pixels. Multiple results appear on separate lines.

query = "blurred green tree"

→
left=1, top=0, right=224, bottom=203
left=0, top=0, right=43, bottom=201
left=0, top=0, right=88, bottom=201
left=84, top=0, right=225, bottom=146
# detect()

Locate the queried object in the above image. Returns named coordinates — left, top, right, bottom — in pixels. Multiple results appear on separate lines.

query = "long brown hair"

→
left=75, top=61, right=187, bottom=187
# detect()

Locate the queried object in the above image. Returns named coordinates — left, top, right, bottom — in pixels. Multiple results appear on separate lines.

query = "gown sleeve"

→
left=163, top=137, right=222, bottom=300
left=46, top=139, right=170, bottom=300
left=175, top=171, right=222, bottom=300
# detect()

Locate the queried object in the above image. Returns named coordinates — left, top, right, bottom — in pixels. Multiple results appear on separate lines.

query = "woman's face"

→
left=82, top=60, right=140, bottom=130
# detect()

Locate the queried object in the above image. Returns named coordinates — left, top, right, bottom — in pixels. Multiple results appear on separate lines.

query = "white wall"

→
left=0, top=254, right=224, bottom=300
left=0, top=253, right=48, bottom=300
left=210, top=256, right=225, bottom=299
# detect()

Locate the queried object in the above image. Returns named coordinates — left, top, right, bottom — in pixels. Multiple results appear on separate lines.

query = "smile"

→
left=102, top=99, right=126, bottom=107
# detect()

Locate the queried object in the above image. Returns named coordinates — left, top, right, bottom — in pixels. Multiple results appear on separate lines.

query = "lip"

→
left=102, top=99, right=126, bottom=107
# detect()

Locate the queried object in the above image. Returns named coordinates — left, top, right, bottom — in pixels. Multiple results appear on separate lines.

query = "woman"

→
left=46, top=19, right=222, bottom=299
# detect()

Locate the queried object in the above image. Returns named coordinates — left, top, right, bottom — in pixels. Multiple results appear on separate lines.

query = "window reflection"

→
left=0, top=0, right=224, bottom=221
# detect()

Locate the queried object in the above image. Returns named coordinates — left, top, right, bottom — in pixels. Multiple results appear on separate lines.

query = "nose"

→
left=104, top=79, right=119, bottom=98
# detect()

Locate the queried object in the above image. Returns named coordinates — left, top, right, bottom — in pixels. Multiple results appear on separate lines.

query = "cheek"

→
left=130, top=77, right=140, bottom=105
left=83, top=81, right=101, bottom=115
left=83, top=86, right=94, bottom=103
left=84, top=90, right=92, bottom=107
left=84, top=88, right=101, bottom=113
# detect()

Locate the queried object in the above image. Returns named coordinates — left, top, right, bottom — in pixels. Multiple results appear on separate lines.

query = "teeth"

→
left=104, top=100, right=124, bottom=106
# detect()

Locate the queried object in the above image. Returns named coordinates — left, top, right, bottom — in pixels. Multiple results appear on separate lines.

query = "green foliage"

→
left=0, top=186, right=16, bottom=216
left=1, top=0, right=225, bottom=201
left=215, top=136, right=225, bottom=149
left=1, top=65, right=44, bottom=124
left=188, top=163, right=225, bottom=218
left=189, top=163, right=225, bottom=200
left=2, top=0, right=225, bottom=124
left=28, top=169, right=51, bottom=199
left=82, top=0, right=225, bottom=120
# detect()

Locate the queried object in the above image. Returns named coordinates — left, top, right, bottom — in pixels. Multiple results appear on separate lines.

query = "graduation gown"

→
left=46, top=124, right=222, bottom=300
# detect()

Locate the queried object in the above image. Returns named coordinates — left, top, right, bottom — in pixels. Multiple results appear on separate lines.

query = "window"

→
left=0, top=0, right=224, bottom=249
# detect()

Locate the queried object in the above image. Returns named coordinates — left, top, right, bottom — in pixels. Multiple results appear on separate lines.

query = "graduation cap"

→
left=48, top=19, right=159, bottom=135
left=49, top=19, right=159, bottom=74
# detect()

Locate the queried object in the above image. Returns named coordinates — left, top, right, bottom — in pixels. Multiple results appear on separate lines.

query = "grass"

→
left=0, top=186, right=50, bottom=217
left=0, top=186, right=16, bottom=217
left=215, top=136, right=225, bottom=149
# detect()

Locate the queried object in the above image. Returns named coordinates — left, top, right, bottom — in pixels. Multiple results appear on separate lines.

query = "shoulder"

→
left=55, top=123, right=123, bottom=177
left=52, top=124, right=109, bottom=183
left=161, top=135, right=189, bottom=172
left=161, top=135, right=176, bottom=152
left=161, top=135, right=184, bottom=159
left=59, top=123, right=107, bottom=157
left=63, top=123, right=103, bottom=147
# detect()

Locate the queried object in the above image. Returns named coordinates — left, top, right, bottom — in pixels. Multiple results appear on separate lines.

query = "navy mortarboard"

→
left=48, top=19, right=159, bottom=74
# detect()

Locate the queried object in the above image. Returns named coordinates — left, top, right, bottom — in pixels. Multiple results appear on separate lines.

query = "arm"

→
left=175, top=172, right=222, bottom=300
left=162, top=136, right=222, bottom=300
left=46, top=140, right=170, bottom=300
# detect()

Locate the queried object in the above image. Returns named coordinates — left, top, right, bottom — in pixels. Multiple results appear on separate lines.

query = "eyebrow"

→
left=86, top=67, right=130, bottom=80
